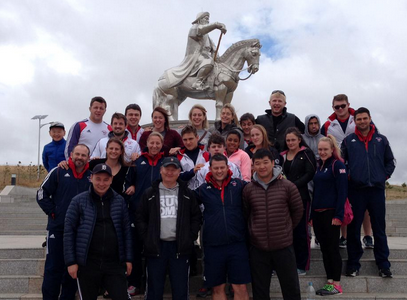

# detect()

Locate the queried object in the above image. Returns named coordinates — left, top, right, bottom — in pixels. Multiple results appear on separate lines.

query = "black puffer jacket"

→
left=64, top=187, right=133, bottom=267
left=136, top=179, right=202, bottom=257
left=281, top=147, right=316, bottom=202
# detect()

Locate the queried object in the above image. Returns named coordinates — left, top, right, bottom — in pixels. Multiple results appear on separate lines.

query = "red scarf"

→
left=355, top=124, right=375, bottom=150
left=68, top=157, right=89, bottom=179
left=205, top=169, right=233, bottom=204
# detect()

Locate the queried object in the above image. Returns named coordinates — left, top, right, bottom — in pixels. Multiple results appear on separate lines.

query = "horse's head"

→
left=246, top=40, right=261, bottom=74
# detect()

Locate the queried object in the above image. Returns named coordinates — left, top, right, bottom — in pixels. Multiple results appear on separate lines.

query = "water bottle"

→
left=306, top=282, right=316, bottom=300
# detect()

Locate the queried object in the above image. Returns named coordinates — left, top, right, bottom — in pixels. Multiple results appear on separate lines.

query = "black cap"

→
left=92, top=163, right=112, bottom=176
left=161, top=157, right=181, bottom=169
left=49, top=122, right=65, bottom=130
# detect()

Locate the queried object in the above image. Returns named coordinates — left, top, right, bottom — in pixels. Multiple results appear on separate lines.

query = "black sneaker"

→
left=379, top=269, right=393, bottom=278
left=346, top=268, right=359, bottom=277
left=339, top=236, right=347, bottom=249
left=363, top=235, right=374, bottom=249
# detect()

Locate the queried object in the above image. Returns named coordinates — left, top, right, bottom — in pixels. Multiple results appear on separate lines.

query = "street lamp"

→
left=31, top=115, right=49, bottom=180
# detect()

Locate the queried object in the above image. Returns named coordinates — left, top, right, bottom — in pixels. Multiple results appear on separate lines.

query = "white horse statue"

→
left=153, top=38, right=261, bottom=120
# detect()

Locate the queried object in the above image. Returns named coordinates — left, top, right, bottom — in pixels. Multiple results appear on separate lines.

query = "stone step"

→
left=0, top=231, right=47, bottom=236
left=1, top=294, right=407, bottom=300
left=0, top=248, right=45, bottom=259
left=307, top=258, right=407, bottom=276
left=0, top=259, right=44, bottom=276
left=310, top=247, right=407, bottom=259
left=0, top=224, right=47, bottom=231
left=0, top=219, right=47, bottom=226
left=0, top=275, right=42, bottom=294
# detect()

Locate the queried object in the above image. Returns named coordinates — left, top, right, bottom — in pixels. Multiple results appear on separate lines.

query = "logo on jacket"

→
left=376, top=137, right=382, bottom=142
left=231, top=181, right=237, bottom=186
left=339, top=169, right=346, bottom=174
left=64, top=173, right=70, bottom=177
left=351, top=139, right=356, bottom=142
left=49, top=234, right=55, bottom=239
left=141, top=161, right=146, bottom=165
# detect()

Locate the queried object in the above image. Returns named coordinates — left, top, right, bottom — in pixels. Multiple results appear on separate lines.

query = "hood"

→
left=264, top=107, right=288, bottom=116
left=304, top=114, right=322, bottom=137
left=252, top=165, right=283, bottom=186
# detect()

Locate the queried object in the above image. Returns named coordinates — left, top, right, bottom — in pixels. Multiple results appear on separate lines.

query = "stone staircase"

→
left=1, top=193, right=407, bottom=299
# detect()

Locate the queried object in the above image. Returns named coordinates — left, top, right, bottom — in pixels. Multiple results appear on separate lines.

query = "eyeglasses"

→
left=272, top=90, right=285, bottom=96
left=334, top=104, right=347, bottom=110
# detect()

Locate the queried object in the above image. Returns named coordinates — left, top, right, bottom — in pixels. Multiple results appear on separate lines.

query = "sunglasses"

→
left=334, top=104, right=347, bottom=110
left=272, top=90, right=285, bottom=96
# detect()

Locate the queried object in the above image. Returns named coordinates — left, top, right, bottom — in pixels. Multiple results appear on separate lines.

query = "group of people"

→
left=37, top=91, right=395, bottom=300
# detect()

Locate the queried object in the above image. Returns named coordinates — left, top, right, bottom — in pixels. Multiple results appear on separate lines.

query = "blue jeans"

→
left=347, top=187, right=390, bottom=270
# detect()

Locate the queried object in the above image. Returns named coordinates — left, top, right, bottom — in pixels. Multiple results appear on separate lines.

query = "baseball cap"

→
left=92, top=163, right=112, bottom=176
left=49, top=122, right=65, bottom=130
left=161, top=157, right=181, bottom=169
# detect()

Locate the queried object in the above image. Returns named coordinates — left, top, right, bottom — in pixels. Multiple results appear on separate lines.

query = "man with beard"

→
left=37, top=144, right=91, bottom=300
left=91, top=112, right=140, bottom=164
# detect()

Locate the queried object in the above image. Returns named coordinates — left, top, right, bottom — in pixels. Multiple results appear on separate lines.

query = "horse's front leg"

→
left=214, top=84, right=228, bottom=120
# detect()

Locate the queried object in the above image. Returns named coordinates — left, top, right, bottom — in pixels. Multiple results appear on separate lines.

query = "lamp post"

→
left=31, top=115, right=49, bottom=180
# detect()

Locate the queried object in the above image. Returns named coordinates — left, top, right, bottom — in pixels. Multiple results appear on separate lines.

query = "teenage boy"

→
left=178, top=125, right=210, bottom=188
left=136, top=157, right=202, bottom=300
left=193, top=134, right=242, bottom=190
left=43, top=122, right=67, bottom=172
left=64, top=163, right=132, bottom=299
left=125, top=104, right=144, bottom=143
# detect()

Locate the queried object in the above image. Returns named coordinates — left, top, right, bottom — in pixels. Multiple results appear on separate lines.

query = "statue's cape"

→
left=164, top=25, right=214, bottom=88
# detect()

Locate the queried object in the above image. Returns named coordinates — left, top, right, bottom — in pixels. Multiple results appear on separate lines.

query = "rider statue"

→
left=164, top=12, right=227, bottom=91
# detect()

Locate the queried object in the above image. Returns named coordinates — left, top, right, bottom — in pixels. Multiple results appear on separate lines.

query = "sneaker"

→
left=127, top=286, right=140, bottom=296
left=319, top=284, right=343, bottom=296
left=339, top=236, right=347, bottom=249
left=363, top=235, right=374, bottom=249
left=297, top=269, right=306, bottom=276
left=379, top=268, right=393, bottom=278
left=196, top=287, right=212, bottom=298
left=316, top=283, right=333, bottom=295
left=346, top=268, right=359, bottom=277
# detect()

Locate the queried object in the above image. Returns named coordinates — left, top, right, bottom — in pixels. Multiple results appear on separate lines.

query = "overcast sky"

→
left=1, top=0, right=406, bottom=184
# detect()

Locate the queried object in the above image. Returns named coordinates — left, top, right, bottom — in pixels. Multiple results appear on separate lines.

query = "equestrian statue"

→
left=153, top=12, right=261, bottom=120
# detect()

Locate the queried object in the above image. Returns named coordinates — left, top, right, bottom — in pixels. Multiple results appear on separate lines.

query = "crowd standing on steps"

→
left=37, top=91, right=396, bottom=300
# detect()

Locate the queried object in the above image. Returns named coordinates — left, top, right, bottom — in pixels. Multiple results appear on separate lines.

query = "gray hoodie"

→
left=252, top=166, right=283, bottom=190
left=302, top=114, right=324, bottom=159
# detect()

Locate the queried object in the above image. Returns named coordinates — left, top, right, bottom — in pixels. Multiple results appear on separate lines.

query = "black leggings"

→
left=313, top=210, right=342, bottom=282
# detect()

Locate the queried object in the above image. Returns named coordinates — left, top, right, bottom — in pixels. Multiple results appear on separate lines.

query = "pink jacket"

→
left=228, top=149, right=252, bottom=182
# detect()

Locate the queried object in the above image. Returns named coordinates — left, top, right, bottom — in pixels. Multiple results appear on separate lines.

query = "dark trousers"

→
left=293, top=199, right=311, bottom=270
left=145, top=241, right=189, bottom=300
left=42, top=230, right=77, bottom=300
left=78, top=259, right=128, bottom=300
left=249, top=245, right=300, bottom=300
left=313, top=210, right=342, bottom=281
left=347, top=187, right=390, bottom=270
left=127, top=224, right=143, bottom=288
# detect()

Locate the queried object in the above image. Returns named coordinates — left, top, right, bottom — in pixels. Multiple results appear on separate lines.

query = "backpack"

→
left=332, top=159, right=353, bottom=226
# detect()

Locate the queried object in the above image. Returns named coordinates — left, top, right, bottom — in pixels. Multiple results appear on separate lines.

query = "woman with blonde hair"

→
left=311, top=134, right=347, bottom=296
left=188, top=104, right=211, bottom=148
left=210, top=103, right=244, bottom=149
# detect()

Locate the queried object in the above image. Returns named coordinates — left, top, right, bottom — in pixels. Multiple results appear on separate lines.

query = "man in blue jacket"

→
left=64, top=163, right=133, bottom=300
left=341, top=107, right=396, bottom=278
left=37, top=144, right=91, bottom=300
left=195, top=154, right=251, bottom=300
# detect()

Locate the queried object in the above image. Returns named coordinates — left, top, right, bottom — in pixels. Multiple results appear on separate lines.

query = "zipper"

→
left=365, top=141, right=371, bottom=186
left=101, top=198, right=106, bottom=260
left=265, top=187, right=270, bottom=249
left=221, top=187, right=229, bottom=243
